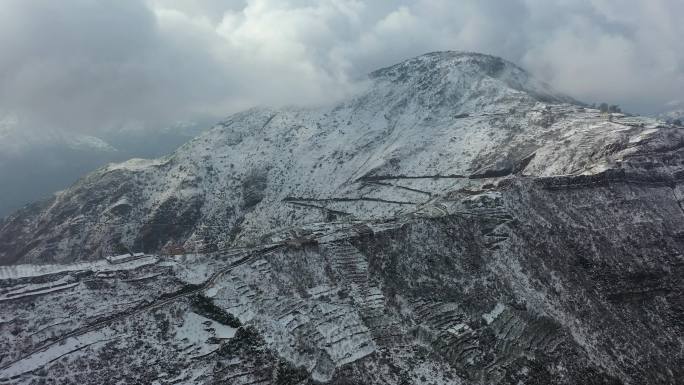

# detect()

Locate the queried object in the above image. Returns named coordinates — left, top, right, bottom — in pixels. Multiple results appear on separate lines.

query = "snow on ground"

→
left=0, top=276, right=79, bottom=302
left=104, top=157, right=169, bottom=172
left=0, top=328, right=120, bottom=378
left=0, top=255, right=158, bottom=280
left=629, top=128, right=659, bottom=144
left=482, top=303, right=506, bottom=325
left=176, top=312, right=237, bottom=359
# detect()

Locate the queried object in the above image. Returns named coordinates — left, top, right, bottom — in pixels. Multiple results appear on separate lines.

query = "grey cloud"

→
left=0, top=0, right=683, bottom=142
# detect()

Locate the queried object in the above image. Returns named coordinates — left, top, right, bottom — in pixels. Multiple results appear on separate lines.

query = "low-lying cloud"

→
left=1, top=0, right=683, bottom=140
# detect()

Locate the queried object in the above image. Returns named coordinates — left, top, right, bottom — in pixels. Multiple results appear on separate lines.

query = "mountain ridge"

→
left=0, top=51, right=676, bottom=264
left=0, top=52, right=682, bottom=384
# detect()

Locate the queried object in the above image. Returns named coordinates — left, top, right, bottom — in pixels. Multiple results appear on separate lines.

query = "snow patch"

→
left=482, top=302, right=506, bottom=325
left=177, top=312, right=236, bottom=359
left=629, top=128, right=658, bottom=144
left=106, top=157, right=168, bottom=172
left=0, top=328, right=119, bottom=379
left=0, top=256, right=158, bottom=280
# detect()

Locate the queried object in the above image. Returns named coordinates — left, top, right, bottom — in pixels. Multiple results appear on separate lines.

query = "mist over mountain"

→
left=657, top=100, right=684, bottom=124
left=1, top=0, right=683, bottom=145
left=0, top=52, right=681, bottom=385
left=0, top=119, right=214, bottom=218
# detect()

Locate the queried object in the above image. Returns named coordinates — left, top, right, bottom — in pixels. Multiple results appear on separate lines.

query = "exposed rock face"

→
left=0, top=52, right=682, bottom=384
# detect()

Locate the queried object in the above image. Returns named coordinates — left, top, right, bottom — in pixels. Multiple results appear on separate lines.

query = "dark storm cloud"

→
left=1, top=0, right=683, bottom=143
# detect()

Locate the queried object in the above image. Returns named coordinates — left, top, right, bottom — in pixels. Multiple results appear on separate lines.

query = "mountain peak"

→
left=370, top=51, right=572, bottom=106
left=370, top=51, right=516, bottom=78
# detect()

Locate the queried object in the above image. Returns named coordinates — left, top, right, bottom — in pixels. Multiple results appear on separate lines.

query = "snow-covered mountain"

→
left=0, top=52, right=682, bottom=384
left=1, top=51, right=586, bottom=263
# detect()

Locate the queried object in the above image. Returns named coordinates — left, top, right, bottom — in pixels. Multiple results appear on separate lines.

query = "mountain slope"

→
left=0, top=52, right=682, bottom=384
left=0, top=51, right=655, bottom=264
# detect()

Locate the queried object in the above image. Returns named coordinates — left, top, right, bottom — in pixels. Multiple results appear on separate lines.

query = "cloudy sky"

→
left=1, top=0, right=683, bottom=140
